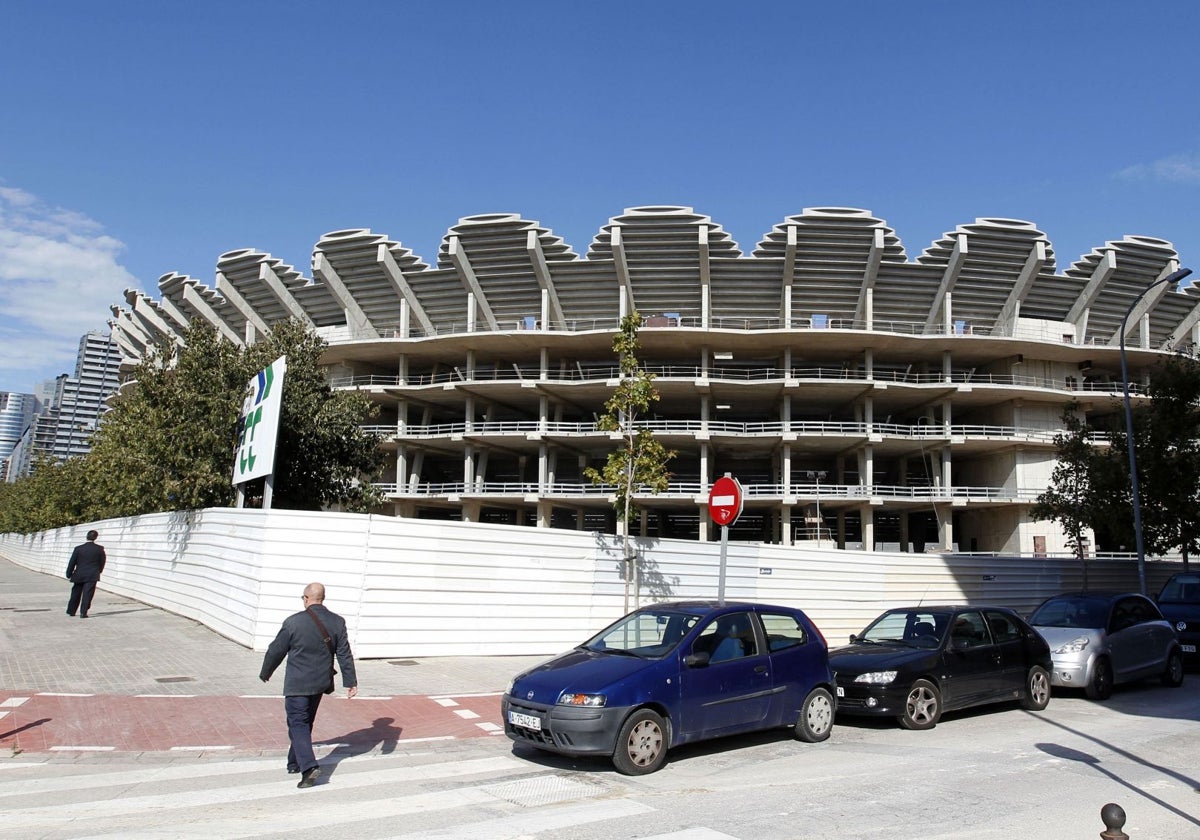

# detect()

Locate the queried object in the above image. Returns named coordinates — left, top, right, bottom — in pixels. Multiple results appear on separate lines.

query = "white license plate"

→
left=508, top=711, right=542, bottom=731
left=836, top=686, right=845, bottom=698
left=1183, top=645, right=1196, bottom=653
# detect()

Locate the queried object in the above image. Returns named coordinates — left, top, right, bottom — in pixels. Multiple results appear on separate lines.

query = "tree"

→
left=1134, top=352, right=1200, bottom=570
left=1037, top=352, right=1200, bottom=572
left=1031, top=403, right=1103, bottom=585
left=584, top=313, right=676, bottom=608
left=84, top=324, right=250, bottom=516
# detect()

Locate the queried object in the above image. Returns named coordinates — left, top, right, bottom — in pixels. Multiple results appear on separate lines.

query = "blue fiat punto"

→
left=501, top=600, right=835, bottom=774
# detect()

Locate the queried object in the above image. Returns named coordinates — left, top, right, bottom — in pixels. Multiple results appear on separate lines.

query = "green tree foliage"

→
left=0, top=320, right=385, bottom=533
left=1133, top=352, right=1200, bottom=568
left=584, top=312, right=676, bottom=532
left=1036, top=352, right=1200, bottom=569
left=1031, top=403, right=1100, bottom=564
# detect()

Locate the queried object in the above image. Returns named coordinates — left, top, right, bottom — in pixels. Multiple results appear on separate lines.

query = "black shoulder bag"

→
left=304, top=608, right=338, bottom=694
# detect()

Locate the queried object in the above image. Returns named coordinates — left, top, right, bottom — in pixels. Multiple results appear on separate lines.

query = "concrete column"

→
left=860, top=504, right=875, bottom=551
left=782, top=506, right=793, bottom=546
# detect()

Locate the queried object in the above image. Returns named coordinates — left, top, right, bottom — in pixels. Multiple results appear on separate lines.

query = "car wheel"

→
left=611, top=709, right=667, bottom=775
left=898, top=679, right=941, bottom=730
left=794, top=687, right=834, bottom=743
left=1020, top=665, right=1051, bottom=711
left=1085, top=657, right=1113, bottom=700
left=1162, top=650, right=1185, bottom=688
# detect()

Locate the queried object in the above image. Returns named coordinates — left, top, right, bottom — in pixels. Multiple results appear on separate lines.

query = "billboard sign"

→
left=232, top=355, right=286, bottom=485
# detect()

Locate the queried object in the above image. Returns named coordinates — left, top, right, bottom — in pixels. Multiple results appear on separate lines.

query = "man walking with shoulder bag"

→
left=260, top=582, right=358, bottom=788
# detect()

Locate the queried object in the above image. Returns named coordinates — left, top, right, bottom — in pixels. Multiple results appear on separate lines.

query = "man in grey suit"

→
left=65, top=530, right=106, bottom=618
left=260, top=582, right=358, bottom=789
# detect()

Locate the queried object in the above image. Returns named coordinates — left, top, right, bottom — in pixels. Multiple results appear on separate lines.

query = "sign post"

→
left=707, top=474, right=743, bottom=604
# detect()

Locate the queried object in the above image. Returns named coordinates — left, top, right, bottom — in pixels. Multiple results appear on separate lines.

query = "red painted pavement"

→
left=0, top=692, right=504, bottom=754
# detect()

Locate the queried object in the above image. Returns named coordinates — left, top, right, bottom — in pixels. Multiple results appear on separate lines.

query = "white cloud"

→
left=1116, top=153, right=1200, bottom=185
left=0, top=186, right=139, bottom=391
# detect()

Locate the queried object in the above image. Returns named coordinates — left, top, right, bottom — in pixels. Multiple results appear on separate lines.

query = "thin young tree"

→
left=1032, top=402, right=1101, bottom=587
left=584, top=312, right=676, bottom=610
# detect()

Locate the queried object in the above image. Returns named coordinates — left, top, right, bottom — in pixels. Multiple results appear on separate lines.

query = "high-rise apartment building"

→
left=5, top=331, right=121, bottom=479
left=0, top=391, right=36, bottom=479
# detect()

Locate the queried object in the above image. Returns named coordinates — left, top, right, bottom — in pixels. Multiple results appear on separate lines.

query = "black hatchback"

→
left=829, top=605, right=1052, bottom=730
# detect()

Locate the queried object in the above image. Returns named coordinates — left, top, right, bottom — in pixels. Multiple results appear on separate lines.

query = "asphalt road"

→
left=3, top=557, right=1199, bottom=838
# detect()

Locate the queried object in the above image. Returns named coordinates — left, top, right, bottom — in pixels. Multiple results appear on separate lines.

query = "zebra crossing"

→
left=0, top=745, right=741, bottom=839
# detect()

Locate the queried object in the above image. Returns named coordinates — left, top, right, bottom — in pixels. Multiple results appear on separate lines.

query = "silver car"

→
left=1029, top=592, right=1184, bottom=700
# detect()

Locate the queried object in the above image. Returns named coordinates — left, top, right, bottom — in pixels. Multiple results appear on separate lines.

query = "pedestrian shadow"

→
left=316, top=717, right=401, bottom=779
left=0, top=717, right=51, bottom=741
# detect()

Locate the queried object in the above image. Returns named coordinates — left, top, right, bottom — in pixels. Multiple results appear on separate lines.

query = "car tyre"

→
left=898, top=679, right=941, bottom=730
left=794, top=687, right=834, bottom=743
left=1162, top=649, right=1185, bottom=688
left=1020, top=665, right=1051, bottom=711
left=1085, top=657, right=1113, bottom=700
left=611, top=709, right=667, bottom=776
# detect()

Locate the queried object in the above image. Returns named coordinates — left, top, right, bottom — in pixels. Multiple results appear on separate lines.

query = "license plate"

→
left=1183, top=645, right=1196, bottom=653
left=508, top=711, right=542, bottom=731
left=836, top=686, right=845, bottom=698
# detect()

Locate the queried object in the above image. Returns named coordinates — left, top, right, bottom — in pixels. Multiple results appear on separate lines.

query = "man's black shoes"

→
left=297, top=767, right=321, bottom=788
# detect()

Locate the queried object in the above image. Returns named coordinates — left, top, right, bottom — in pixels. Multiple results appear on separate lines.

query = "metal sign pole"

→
left=717, top=524, right=729, bottom=605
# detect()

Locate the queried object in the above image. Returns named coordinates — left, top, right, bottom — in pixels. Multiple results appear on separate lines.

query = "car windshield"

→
left=857, top=610, right=951, bottom=647
left=1159, top=575, right=1200, bottom=604
left=582, top=609, right=703, bottom=658
left=1030, top=597, right=1107, bottom=629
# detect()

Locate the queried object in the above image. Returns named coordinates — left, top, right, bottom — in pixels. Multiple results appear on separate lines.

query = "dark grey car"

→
left=1156, top=574, right=1200, bottom=669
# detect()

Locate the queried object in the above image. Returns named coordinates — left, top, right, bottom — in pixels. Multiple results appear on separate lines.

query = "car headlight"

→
left=1054, top=637, right=1090, bottom=655
left=558, top=693, right=606, bottom=707
left=853, top=671, right=898, bottom=685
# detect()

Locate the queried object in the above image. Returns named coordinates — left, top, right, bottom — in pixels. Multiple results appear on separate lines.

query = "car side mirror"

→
left=849, top=633, right=858, bottom=643
left=685, top=651, right=711, bottom=668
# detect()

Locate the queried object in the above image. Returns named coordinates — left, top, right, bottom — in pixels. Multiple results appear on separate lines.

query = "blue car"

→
left=501, top=600, right=835, bottom=775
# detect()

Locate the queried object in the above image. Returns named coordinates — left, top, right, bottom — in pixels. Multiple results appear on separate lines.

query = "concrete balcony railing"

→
left=330, top=364, right=1140, bottom=395
left=362, top=419, right=1109, bottom=446
left=371, top=480, right=1045, bottom=504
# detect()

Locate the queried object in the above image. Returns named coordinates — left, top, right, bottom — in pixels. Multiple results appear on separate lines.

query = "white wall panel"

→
left=1, top=510, right=1186, bottom=659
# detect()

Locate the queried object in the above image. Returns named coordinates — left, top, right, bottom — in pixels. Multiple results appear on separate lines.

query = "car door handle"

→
left=754, top=665, right=768, bottom=674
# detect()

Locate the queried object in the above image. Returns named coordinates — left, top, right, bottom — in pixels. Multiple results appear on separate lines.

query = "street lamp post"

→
left=1119, top=266, right=1192, bottom=595
left=806, top=470, right=828, bottom=547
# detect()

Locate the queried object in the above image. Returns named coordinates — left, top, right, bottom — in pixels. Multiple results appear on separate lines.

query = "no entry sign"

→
left=708, top=475, right=744, bottom=526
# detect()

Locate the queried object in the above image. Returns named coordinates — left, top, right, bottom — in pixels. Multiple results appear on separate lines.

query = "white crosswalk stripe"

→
left=0, top=748, right=732, bottom=840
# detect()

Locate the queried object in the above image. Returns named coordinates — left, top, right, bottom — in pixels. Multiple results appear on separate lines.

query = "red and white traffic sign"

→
left=707, top=475, right=744, bottom=526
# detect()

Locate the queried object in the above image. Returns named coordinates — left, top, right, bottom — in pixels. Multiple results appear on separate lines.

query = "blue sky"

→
left=2, top=0, right=1198, bottom=393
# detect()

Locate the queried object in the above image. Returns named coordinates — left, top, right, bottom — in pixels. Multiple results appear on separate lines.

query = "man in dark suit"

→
left=260, top=582, right=358, bottom=789
left=65, top=530, right=106, bottom=618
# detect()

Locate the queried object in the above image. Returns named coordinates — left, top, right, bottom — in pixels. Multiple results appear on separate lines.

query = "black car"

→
left=829, top=605, right=1052, bottom=730
left=1156, top=574, right=1200, bottom=669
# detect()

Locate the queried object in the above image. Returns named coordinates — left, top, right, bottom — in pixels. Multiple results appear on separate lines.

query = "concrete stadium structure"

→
left=108, top=206, right=1197, bottom=555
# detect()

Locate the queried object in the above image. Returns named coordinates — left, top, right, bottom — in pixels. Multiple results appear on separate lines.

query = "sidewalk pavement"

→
left=1, top=556, right=557, bottom=754
left=0, top=556, right=546, bottom=697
